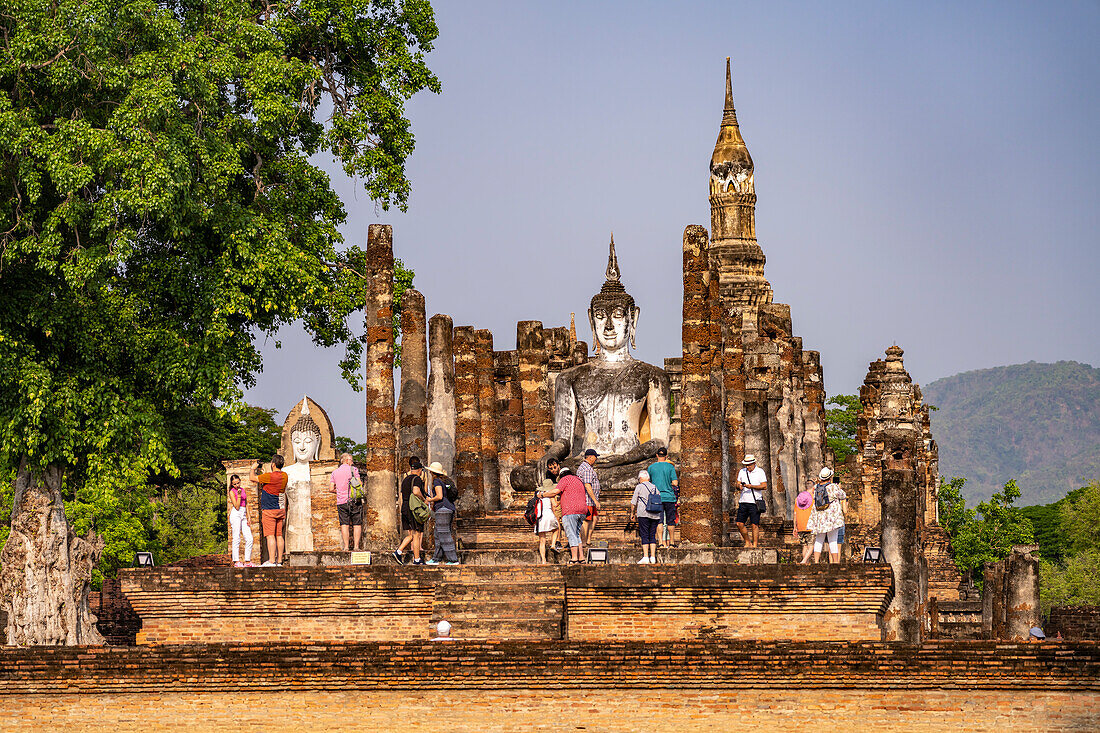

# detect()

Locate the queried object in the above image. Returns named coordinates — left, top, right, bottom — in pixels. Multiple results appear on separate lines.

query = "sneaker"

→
left=411, top=559, right=424, bottom=566
left=261, top=561, right=276, bottom=567
left=233, top=561, right=245, bottom=568
left=445, top=561, right=460, bottom=566
left=425, top=559, right=440, bottom=565
left=392, top=550, right=404, bottom=564
left=637, top=558, right=648, bottom=564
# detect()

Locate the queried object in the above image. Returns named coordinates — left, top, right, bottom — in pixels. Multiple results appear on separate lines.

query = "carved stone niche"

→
left=280, top=396, right=337, bottom=462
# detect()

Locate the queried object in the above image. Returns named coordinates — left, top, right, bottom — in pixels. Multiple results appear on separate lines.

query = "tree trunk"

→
left=0, top=457, right=104, bottom=645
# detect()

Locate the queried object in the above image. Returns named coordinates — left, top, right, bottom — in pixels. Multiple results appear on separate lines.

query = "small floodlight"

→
left=134, top=552, right=155, bottom=568
left=862, top=547, right=883, bottom=564
left=587, top=540, right=610, bottom=565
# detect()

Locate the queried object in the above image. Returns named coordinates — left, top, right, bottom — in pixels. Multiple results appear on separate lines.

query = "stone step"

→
left=427, top=617, right=563, bottom=639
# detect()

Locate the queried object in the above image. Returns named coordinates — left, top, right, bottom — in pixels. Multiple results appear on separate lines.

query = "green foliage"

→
left=923, top=361, right=1100, bottom=505
left=1040, top=549, right=1100, bottom=614
left=0, top=1, right=438, bottom=574
left=938, top=476, right=1036, bottom=584
left=1038, top=480, right=1100, bottom=613
left=393, top=257, right=415, bottom=364
left=333, top=435, right=370, bottom=462
left=824, top=394, right=860, bottom=463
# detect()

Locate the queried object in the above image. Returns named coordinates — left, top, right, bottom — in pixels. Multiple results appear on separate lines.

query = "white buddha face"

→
left=590, top=303, right=635, bottom=353
left=291, top=429, right=321, bottom=463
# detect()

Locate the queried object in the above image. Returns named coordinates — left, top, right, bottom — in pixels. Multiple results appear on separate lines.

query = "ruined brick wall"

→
left=1048, top=606, right=1100, bottom=641
left=117, top=564, right=895, bottom=645
left=2, top=640, right=1098, bottom=694
left=88, top=578, right=140, bottom=646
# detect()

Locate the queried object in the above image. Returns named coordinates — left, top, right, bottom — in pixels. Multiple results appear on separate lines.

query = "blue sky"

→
left=246, top=1, right=1100, bottom=442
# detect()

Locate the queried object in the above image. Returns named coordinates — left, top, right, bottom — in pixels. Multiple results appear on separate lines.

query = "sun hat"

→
left=1029, top=626, right=1046, bottom=639
left=796, top=491, right=813, bottom=510
left=819, top=467, right=834, bottom=480
left=436, top=620, right=452, bottom=637
left=541, top=478, right=554, bottom=490
left=742, top=454, right=757, bottom=465
left=584, top=448, right=598, bottom=457
left=426, top=461, right=445, bottom=475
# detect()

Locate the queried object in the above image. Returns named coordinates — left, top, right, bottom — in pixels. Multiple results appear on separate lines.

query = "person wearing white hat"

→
left=735, top=455, right=768, bottom=548
left=424, top=461, right=460, bottom=565
left=807, top=466, right=846, bottom=563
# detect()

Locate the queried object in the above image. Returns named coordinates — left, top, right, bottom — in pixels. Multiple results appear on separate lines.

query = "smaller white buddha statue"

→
left=284, top=396, right=319, bottom=552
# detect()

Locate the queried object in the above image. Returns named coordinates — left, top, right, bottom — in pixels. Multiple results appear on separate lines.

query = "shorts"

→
left=562, top=514, right=585, bottom=547
left=637, top=516, right=660, bottom=545
left=661, top=501, right=678, bottom=525
left=337, top=501, right=363, bottom=526
left=586, top=506, right=599, bottom=520
left=262, top=508, right=286, bottom=536
left=736, top=502, right=761, bottom=526
left=798, top=530, right=813, bottom=546
left=401, top=505, right=425, bottom=533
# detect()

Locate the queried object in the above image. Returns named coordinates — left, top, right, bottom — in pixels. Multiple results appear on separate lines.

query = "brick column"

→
left=427, top=314, right=456, bottom=475
left=880, top=429, right=925, bottom=644
left=496, top=360, right=525, bottom=509
left=517, top=321, right=551, bottom=462
left=453, top=326, right=483, bottom=513
left=397, top=288, right=428, bottom=465
left=680, top=224, right=720, bottom=544
left=363, top=224, right=399, bottom=544
left=475, top=329, right=501, bottom=511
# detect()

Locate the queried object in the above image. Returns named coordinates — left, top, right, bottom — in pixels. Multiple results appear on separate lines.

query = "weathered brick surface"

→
left=0, top=640, right=1097, bottom=694
left=1048, top=606, right=1100, bottom=641
left=117, top=564, right=893, bottom=645
left=3, top=689, right=1099, bottom=731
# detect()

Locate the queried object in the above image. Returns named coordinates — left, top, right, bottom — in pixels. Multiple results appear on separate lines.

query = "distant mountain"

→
left=923, top=361, right=1100, bottom=506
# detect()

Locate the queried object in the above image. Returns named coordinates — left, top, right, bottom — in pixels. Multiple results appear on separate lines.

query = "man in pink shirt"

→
left=329, top=453, right=363, bottom=551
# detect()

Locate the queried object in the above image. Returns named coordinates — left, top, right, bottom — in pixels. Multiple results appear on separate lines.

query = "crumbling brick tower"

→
left=680, top=59, right=827, bottom=544
left=851, top=346, right=962, bottom=602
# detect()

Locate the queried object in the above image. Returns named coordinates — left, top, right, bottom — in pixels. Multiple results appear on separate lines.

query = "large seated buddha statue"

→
left=549, top=239, right=671, bottom=479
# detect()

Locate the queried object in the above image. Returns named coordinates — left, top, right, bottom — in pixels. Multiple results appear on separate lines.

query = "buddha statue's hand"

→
left=596, top=439, right=664, bottom=468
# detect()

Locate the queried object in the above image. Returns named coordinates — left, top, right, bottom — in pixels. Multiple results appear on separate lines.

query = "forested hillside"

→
left=924, top=361, right=1100, bottom=506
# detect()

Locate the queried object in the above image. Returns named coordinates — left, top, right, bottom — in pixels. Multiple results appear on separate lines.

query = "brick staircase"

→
left=428, top=566, right=564, bottom=639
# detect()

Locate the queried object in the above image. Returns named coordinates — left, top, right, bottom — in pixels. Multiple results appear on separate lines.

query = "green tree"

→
left=0, top=0, right=439, bottom=580
left=938, top=476, right=1036, bottom=584
left=825, top=394, right=860, bottom=463
left=333, top=436, right=370, bottom=462
left=1039, top=480, right=1100, bottom=613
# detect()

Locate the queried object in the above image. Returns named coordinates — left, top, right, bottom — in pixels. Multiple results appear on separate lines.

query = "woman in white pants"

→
left=228, top=474, right=254, bottom=567
left=806, top=467, right=846, bottom=564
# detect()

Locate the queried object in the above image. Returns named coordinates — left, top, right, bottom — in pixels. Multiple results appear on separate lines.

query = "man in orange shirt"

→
left=792, top=486, right=814, bottom=564
left=250, top=454, right=288, bottom=566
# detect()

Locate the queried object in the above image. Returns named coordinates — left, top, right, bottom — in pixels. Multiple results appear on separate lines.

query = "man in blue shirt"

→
left=647, top=447, right=679, bottom=548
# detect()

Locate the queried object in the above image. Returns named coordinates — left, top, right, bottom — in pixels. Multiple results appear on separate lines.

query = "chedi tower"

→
left=679, top=59, right=827, bottom=544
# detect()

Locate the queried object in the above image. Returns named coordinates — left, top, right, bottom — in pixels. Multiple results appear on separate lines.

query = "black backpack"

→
left=442, top=478, right=459, bottom=504
left=814, top=481, right=832, bottom=510
left=524, top=496, right=539, bottom=526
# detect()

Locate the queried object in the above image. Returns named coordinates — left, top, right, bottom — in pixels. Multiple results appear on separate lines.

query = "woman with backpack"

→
left=630, top=469, right=663, bottom=564
left=425, top=461, right=460, bottom=565
left=806, top=467, right=846, bottom=564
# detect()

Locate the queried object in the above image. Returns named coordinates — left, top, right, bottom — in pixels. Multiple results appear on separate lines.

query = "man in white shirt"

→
left=735, top=455, right=768, bottom=548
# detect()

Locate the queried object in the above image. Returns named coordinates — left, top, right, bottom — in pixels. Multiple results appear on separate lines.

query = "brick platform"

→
left=4, top=689, right=1098, bottom=732
left=119, top=563, right=894, bottom=644
left=0, top=641, right=1097, bottom=694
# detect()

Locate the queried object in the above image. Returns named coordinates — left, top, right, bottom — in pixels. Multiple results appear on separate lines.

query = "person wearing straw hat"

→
left=534, top=478, right=560, bottom=564
left=424, top=461, right=460, bottom=565
left=735, top=455, right=768, bottom=548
